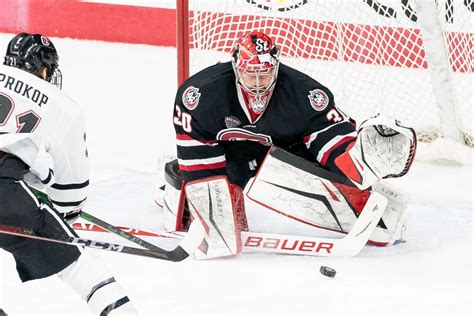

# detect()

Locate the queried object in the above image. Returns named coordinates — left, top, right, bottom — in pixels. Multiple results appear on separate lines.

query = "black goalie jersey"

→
left=173, top=62, right=357, bottom=185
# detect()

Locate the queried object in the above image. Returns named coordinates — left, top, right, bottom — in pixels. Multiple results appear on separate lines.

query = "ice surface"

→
left=0, top=34, right=472, bottom=316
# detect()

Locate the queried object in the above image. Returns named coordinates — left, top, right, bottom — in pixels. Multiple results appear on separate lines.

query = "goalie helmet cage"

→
left=176, top=0, right=473, bottom=148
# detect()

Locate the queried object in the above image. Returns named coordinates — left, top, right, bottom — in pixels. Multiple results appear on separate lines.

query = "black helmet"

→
left=4, top=33, right=62, bottom=88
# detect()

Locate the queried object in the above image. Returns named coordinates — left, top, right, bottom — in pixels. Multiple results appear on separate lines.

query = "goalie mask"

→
left=4, top=33, right=62, bottom=89
left=232, top=31, right=280, bottom=113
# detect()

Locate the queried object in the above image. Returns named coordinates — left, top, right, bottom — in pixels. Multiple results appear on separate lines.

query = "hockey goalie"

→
left=155, top=31, right=417, bottom=259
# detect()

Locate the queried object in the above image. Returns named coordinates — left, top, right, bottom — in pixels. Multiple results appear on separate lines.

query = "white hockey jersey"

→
left=0, top=64, right=89, bottom=213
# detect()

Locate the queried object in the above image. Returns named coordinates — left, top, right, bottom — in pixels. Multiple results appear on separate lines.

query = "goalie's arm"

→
left=334, top=114, right=417, bottom=189
left=302, top=100, right=358, bottom=176
left=173, top=89, right=228, bottom=183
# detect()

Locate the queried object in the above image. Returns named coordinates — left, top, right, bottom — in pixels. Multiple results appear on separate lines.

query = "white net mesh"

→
left=183, top=0, right=473, bottom=147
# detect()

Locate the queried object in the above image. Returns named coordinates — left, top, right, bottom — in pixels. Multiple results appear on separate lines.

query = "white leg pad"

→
left=162, top=182, right=187, bottom=231
left=370, top=181, right=409, bottom=245
left=185, top=176, right=242, bottom=260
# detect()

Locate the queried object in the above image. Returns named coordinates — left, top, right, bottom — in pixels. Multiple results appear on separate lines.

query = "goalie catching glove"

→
left=335, top=114, right=417, bottom=190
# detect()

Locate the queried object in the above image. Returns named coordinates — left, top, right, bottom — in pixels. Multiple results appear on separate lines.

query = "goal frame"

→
left=175, top=0, right=472, bottom=147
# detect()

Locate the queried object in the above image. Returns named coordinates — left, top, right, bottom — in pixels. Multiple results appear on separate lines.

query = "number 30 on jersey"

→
left=173, top=105, right=192, bottom=133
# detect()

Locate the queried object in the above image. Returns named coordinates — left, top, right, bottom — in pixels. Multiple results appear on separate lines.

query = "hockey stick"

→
left=74, top=192, right=387, bottom=258
left=0, top=221, right=204, bottom=262
left=28, top=187, right=168, bottom=253
left=79, top=211, right=164, bottom=252
left=72, top=222, right=172, bottom=237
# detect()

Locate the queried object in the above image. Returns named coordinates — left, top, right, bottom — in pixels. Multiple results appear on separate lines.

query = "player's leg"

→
left=158, top=159, right=192, bottom=231
left=0, top=154, right=137, bottom=314
left=0, top=154, right=80, bottom=281
left=57, top=250, right=137, bottom=315
left=370, top=181, right=409, bottom=244
left=186, top=176, right=249, bottom=259
left=158, top=159, right=249, bottom=232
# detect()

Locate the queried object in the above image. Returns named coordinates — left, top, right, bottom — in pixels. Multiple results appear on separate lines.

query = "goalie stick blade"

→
left=243, top=192, right=387, bottom=257
left=0, top=222, right=204, bottom=262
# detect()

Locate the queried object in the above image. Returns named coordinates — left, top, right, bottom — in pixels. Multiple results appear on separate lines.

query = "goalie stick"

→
left=242, top=191, right=387, bottom=257
left=0, top=221, right=204, bottom=262
left=74, top=191, right=387, bottom=258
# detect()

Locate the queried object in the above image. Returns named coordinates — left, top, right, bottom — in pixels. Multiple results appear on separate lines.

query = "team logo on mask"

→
left=225, top=116, right=241, bottom=128
left=308, top=89, right=329, bottom=111
left=182, top=86, right=201, bottom=110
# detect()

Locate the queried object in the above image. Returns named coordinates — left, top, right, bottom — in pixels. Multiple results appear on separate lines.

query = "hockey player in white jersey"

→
left=0, top=33, right=137, bottom=315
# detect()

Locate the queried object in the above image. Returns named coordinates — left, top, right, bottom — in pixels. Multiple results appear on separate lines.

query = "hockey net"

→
left=177, top=0, right=473, bottom=163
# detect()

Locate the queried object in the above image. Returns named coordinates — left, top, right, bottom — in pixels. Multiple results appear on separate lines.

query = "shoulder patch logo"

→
left=182, top=86, right=201, bottom=110
left=225, top=116, right=241, bottom=128
left=40, top=36, right=51, bottom=46
left=308, top=89, right=329, bottom=111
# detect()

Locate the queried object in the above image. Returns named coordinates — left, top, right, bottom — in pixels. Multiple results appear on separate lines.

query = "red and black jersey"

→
left=173, top=61, right=356, bottom=183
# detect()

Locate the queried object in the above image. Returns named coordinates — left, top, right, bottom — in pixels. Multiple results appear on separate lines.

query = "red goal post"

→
left=176, top=0, right=473, bottom=150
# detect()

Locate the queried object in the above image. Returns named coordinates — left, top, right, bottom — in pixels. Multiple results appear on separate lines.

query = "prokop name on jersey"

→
left=0, top=72, right=49, bottom=107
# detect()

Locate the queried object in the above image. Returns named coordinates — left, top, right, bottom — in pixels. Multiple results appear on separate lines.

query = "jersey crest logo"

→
left=308, top=89, right=329, bottom=111
left=182, top=86, right=201, bottom=110
left=225, top=116, right=241, bottom=128
left=217, top=128, right=272, bottom=146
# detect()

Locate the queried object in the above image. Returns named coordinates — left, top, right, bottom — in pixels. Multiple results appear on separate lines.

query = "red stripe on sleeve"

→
left=179, top=161, right=227, bottom=172
left=320, top=136, right=356, bottom=166
left=176, top=134, right=217, bottom=144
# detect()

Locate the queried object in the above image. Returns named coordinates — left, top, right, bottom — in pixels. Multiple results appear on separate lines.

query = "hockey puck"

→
left=320, top=266, right=336, bottom=278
